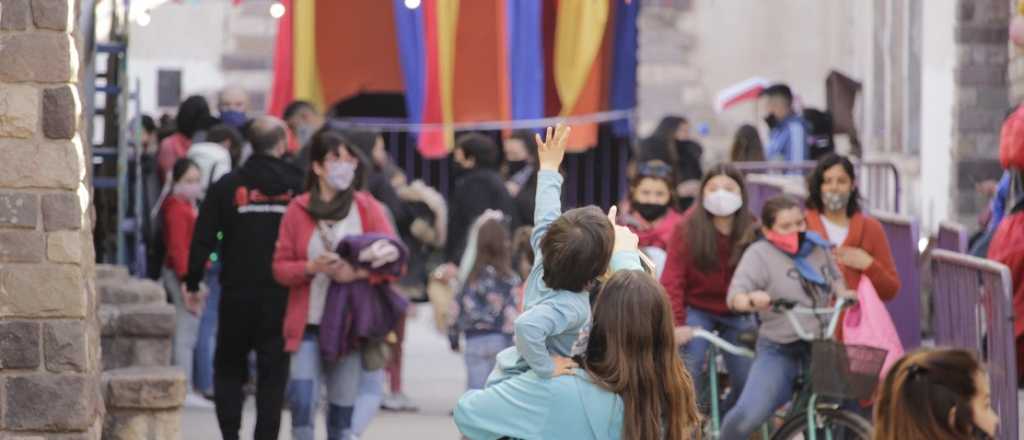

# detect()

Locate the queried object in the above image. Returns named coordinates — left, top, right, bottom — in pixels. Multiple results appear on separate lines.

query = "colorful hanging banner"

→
left=419, top=0, right=460, bottom=158
left=553, top=0, right=609, bottom=116
left=267, top=0, right=294, bottom=117
left=292, top=0, right=323, bottom=111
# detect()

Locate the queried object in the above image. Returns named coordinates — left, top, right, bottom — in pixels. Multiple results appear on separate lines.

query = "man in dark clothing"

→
left=445, top=133, right=519, bottom=264
left=184, top=116, right=303, bottom=440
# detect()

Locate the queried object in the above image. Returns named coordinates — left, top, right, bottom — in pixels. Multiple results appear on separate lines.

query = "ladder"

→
left=88, top=0, right=146, bottom=276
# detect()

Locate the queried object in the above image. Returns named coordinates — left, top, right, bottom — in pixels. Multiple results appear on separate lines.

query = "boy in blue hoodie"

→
left=488, top=124, right=643, bottom=384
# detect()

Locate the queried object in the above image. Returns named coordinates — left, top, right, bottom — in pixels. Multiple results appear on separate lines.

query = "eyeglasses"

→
left=636, top=162, right=673, bottom=179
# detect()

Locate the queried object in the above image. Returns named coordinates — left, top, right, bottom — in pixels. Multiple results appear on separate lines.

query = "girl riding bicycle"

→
left=721, top=196, right=855, bottom=439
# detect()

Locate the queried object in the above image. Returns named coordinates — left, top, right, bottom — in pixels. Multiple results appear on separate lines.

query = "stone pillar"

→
left=636, top=1, right=711, bottom=139
left=951, top=0, right=1012, bottom=222
left=0, top=0, right=104, bottom=438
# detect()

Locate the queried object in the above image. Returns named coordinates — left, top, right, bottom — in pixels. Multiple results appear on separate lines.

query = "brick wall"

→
left=0, top=0, right=104, bottom=438
left=951, top=0, right=1013, bottom=221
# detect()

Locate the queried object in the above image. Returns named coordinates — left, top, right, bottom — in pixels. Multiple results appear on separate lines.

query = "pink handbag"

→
left=842, top=277, right=904, bottom=378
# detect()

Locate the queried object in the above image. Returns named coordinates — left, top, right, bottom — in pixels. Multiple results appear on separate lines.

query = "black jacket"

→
left=445, top=168, right=518, bottom=263
left=185, top=154, right=304, bottom=292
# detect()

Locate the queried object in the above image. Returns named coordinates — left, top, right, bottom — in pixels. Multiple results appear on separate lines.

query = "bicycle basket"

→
left=810, top=341, right=886, bottom=400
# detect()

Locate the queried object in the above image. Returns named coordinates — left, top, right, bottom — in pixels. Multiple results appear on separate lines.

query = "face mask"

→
left=296, top=125, right=315, bottom=147
left=506, top=160, right=528, bottom=176
left=633, top=202, right=670, bottom=222
left=173, top=182, right=203, bottom=202
left=971, top=424, right=995, bottom=440
left=764, top=114, right=779, bottom=129
left=220, top=110, right=248, bottom=129
left=765, top=229, right=800, bottom=254
left=326, top=161, right=357, bottom=191
left=703, top=189, right=743, bottom=217
left=823, top=191, right=851, bottom=213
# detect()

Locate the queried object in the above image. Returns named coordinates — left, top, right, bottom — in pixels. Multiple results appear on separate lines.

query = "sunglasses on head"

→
left=636, top=162, right=673, bottom=179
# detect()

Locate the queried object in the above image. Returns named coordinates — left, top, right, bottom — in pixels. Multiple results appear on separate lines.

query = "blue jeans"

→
left=681, top=308, right=755, bottom=413
left=721, top=339, right=810, bottom=439
left=351, top=369, right=385, bottom=435
left=288, top=332, right=363, bottom=440
left=194, top=261, right=221, bottom=395
left=464, top=333, right=514, bottom=390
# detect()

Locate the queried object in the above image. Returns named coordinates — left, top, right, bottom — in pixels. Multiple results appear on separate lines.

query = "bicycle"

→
left=690, top=327, right=769, bottom=439
left=692, top=296, right=882, bottom=440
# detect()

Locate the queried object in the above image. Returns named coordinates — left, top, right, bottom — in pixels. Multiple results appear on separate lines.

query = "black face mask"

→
left=764, top=114, right=779, bottom=129
left=633, top=202, right=670, bottom=222
left=971, top=424, right=995, bottom=440
left=506, top=160, right=528, bottom=176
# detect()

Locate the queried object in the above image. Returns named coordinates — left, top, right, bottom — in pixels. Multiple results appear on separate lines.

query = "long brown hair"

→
left=583, top=270, right=700, bottom=440
left=684, top=164, right=757, bottom=271
left=468, top=218, right=514, bottom=284
left=729, top=124, right=765, bottom=162
left=874, top=348, right=986, bottom=440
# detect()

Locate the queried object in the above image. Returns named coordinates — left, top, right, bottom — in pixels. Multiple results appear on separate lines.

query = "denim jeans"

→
left=351, top=369, right=385, bottom=436
left=162, top=267, right=200, bottom=390
left=464, top=333, right=514, bottom=390
left=193, top=260, right=221, bottom=395
left=720, top=339, right=810, bottom=440
left=288, top=331, right=363, bottom=440
left=681, top=307, right=756, bottom=413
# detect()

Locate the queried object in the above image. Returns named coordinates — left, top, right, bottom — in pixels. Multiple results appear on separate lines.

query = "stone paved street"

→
left=182, top=303, right=464, bottom=439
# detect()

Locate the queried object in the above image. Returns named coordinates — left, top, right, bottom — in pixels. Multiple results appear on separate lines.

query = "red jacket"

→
left=659, top=211, right=737, bottom=326
left=162, top=195, right=197, bottom=279
left=273, top=192, right=395, bottom=353
left=632, top=208, right=684, bottom=251
left=987, top=211, right=1024, bottom=381
left=805, top=210, right=901, bottom=300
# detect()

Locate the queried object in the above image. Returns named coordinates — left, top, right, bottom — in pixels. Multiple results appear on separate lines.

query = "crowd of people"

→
left=133, top=80, right=1017, bottom=440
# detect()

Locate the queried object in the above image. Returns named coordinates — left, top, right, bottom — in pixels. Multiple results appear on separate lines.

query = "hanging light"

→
left=404, top=0, right=421, bottom=10
left=136, top=9, right=152, bottom=26
left=269, top=1, right=286, bottom=18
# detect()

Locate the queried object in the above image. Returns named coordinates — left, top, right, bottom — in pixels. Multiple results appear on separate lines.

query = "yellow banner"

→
left=293, top=0, right=324, bottom=110
left=554, top=0, right=608, bottom=116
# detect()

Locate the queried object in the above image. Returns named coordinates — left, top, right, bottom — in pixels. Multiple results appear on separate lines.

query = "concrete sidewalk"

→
left=181, top=303, right=465, bottom=439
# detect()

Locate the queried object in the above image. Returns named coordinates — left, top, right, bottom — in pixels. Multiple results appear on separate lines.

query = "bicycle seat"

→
left=736, top=329, right=758, bottom=350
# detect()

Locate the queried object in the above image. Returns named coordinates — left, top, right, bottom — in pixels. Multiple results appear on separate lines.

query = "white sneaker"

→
left=382, top=393, right=419, bottom=412
left=183, top=392, right=215, bottom=409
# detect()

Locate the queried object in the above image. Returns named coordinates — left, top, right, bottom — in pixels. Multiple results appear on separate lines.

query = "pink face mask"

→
left=764, top=229, right=799, bottom=254
left=173, top=182, right=203, bottom=202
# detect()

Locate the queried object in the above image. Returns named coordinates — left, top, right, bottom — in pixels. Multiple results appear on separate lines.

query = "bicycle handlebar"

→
left=770, top=297, right=854, bottom=341
left=691, top=329, right=756, bottom=358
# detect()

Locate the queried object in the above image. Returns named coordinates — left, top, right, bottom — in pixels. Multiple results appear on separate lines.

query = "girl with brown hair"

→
left=455, top=270, right=700, bottom=440
left=447, top=216, right=521, bottom=390
left=660, top=163, right=758, bottom=411
left=874, top=348, right=998, bottom=440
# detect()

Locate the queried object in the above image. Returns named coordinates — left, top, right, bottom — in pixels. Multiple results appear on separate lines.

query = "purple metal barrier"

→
left=930, top=249, right=1018, bottom=440
left=937, top=221, right=969, bottom=254
left=873, top=211, right=922, bottom=349
left=732, top=160, right=901, bottom=213
left=745, top=179, right=784, bottom=218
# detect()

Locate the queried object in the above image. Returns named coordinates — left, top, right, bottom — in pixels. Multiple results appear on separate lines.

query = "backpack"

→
left=803, top=108, right=836, bottom=160
left=1000, top=105, right=1024, bottom=170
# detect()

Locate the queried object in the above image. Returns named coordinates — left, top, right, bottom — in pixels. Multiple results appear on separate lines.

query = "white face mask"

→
left=703, top=189, right=743, bottom=217
left=326, top=161, right=357, bottom=191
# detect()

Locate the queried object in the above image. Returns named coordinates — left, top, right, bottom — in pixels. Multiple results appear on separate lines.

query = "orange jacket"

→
left=805, top=210, right=901, bottom=300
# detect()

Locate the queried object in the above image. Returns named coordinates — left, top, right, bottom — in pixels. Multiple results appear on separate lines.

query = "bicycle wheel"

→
left=771, top=409, right=872, bottom=440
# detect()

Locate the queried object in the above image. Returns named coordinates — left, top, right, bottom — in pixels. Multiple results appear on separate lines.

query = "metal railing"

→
left=936, top=221, right=969, bottom=254
left=731, top=160, right=902, bottom=214
left=930, top=249, right=1018, bottom=440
